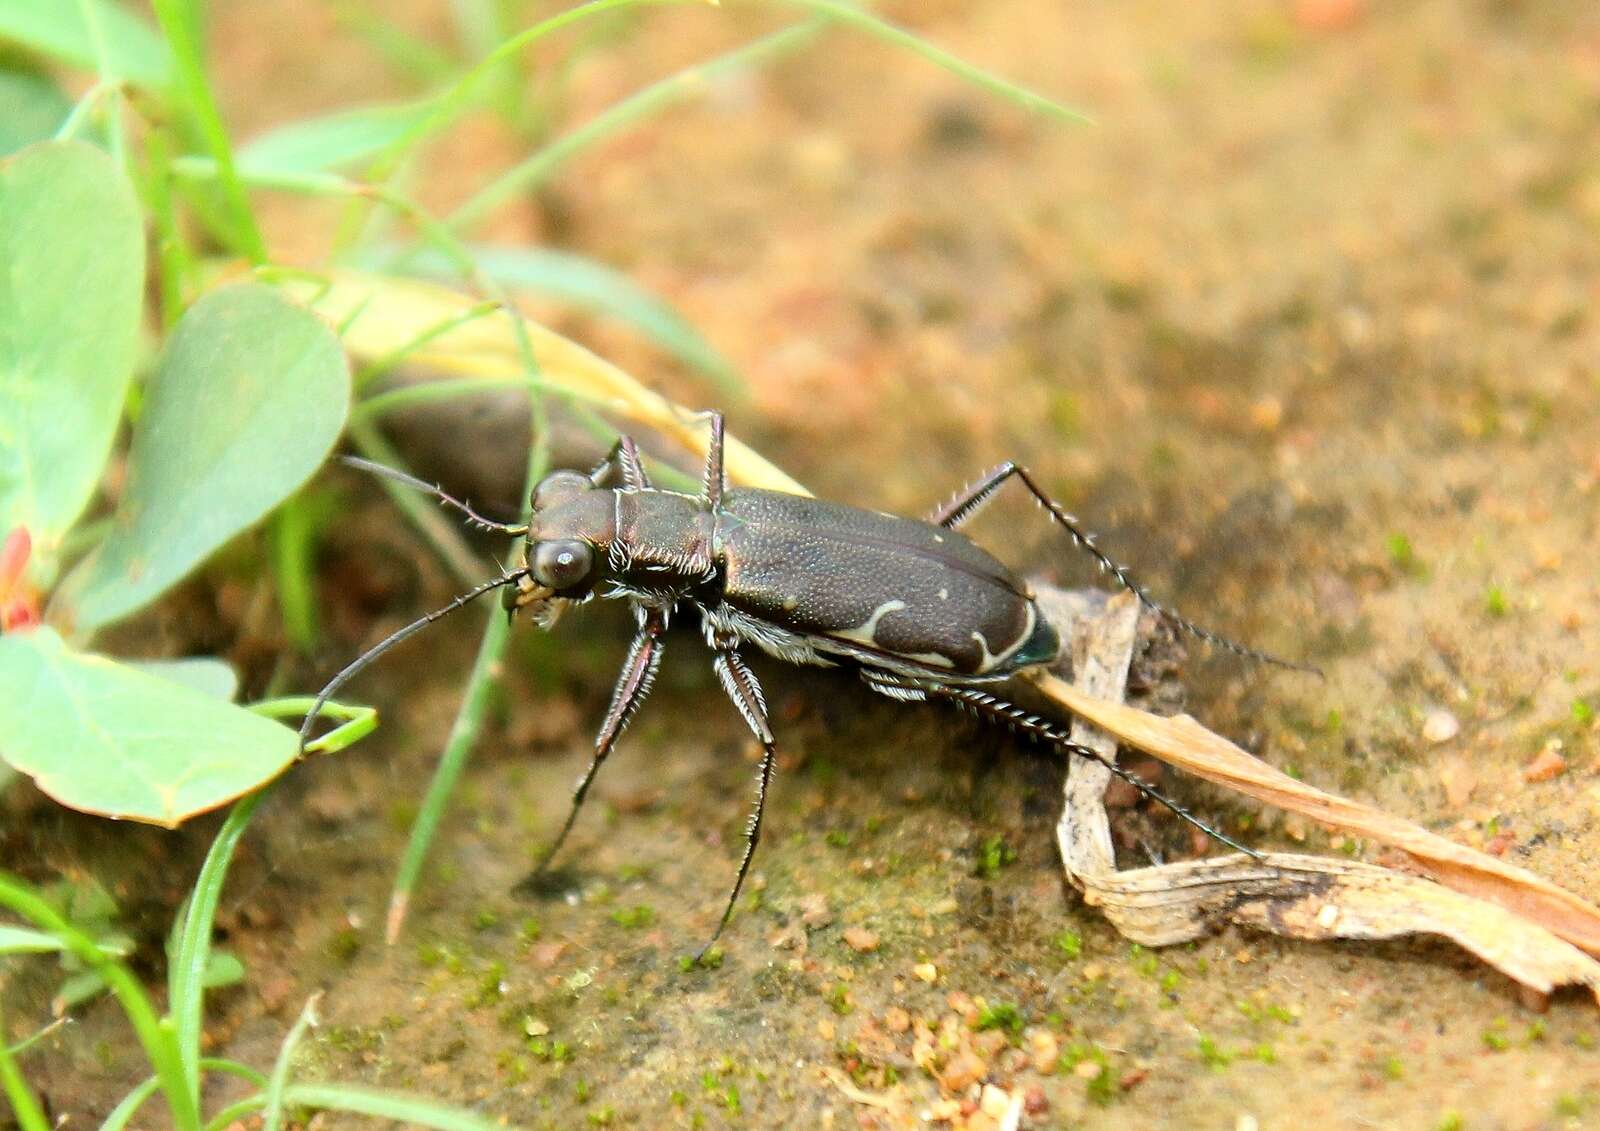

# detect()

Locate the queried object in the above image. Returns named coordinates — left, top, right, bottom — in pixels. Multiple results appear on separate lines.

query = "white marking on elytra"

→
left=830, top=599, right=907, bottom=649
left=938, top=588, right=948, bottom=600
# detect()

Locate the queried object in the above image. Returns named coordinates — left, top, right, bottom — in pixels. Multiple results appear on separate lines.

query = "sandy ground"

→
left=7, top=1, right=1600, bottom=1128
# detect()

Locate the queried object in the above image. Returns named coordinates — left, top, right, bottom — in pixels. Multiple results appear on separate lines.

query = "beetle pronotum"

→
left=303, top=412, right=1307, bottom=958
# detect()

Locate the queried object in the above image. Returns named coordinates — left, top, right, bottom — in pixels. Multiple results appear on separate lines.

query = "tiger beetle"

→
left=302, top=411, right=1308, bottom=959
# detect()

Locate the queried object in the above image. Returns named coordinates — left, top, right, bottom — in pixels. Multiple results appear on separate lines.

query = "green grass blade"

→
left=447, top=21, right=818, bottom=232
left=352, top=299, right=501, bottom=391
left=394, top=245, right=743, bottom=398
left=262, top=995, right=320, bottom=1131
left=270, top=500, right=321, bottom=653
left=385, top=601, right=514, bottom=942
left=0, top=925, right=65, bottom=953
left=283, top=1082, right=512, bottom=1131
left=98, top=1074, right=163, bottom=1131
left=150, top=0, right=265, bottom=262
left=344, top=420, right=488, bottom=590
left=337, top=8, right=460, bottom=87
left=0, top=1008, right=50, bottom=1131
left=0, top=874, right=199, bottom=1131
left=775, top=0, right=1092, bottom=124
left=202, top=1095, right=266, bottom=1131
left=363, top=0, right=658, bottom=185
left=170, top=791, right=268, bottom=1102
left=5, top=1018, right=66, bottom=1058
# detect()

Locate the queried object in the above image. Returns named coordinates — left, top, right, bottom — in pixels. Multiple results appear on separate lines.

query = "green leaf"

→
left=397, top=244, right=742, bottom=396
left=239, top=100, right=434, bottom=176
left=0, top=925, right=63, bottom=954
left=0, top=628, right=300, bottom=825
left=66, top=284, right=350, bottom=629
left=0, top=141, right=143, bottom=558
left=282, top=1083, right=509, bottom=1131
left=129, top=657, right=239, bottom=701
left=0, top=69, right=71, bottom=156
left=202, top=950, right=245, bottom=989
left=0, top=0, right=172, bottom=90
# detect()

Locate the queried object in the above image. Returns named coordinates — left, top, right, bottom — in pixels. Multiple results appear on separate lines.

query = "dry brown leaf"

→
left=283, top=270, right=808, bottom=496
left=1048, top=592, right=1600, bottom=1000
left=1031, top=668, right=1600, bottom=958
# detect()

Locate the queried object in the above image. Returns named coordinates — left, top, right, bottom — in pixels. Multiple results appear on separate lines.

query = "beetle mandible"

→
left=304, top=412, right=1305, bottom=958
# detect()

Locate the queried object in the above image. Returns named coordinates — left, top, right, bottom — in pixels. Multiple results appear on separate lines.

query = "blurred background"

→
left=6, top=1, right=1600, bottom=1128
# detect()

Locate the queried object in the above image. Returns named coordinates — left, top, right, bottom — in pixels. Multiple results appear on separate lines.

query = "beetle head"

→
left=503, top=469, right=617, bottom=627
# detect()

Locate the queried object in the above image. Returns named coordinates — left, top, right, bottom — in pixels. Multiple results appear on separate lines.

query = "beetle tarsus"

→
left=935, top=685, right=1263, bottom=861
left=526, top=608, right=669, bottom=879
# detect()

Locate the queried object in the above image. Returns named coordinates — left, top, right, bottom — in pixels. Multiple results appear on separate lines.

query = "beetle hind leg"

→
left=932, top=684, right=1263, bottom=861
left=930, top=462, right=1317, bottom=675
left=696, top=642, right=776, bottom=961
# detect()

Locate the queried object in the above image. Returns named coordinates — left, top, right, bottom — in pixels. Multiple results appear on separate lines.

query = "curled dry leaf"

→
left=1037, top=588, right=1600, bottom=1001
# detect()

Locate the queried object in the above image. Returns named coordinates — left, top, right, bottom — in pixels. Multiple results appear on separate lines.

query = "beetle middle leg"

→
left=525, top=605, right=670, bottom=881
left=701, top=633, right=777, bottom=959
left=930, top=462, right=1314, bottom=673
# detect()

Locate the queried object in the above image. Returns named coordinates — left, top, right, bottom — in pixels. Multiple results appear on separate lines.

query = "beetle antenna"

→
left=341, top=456, right=529, bottom=536
left=298, top=572, right=523, bottom=750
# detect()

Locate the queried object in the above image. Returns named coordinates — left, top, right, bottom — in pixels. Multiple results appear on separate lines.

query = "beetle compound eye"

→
left=531, top=470, right=592, bottom=511
left=533, top=539, right=594, bottom=591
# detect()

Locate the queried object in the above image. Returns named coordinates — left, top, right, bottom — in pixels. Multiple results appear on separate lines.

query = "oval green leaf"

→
left=239, top=99, right=434, bottom=176
left=0, top=69, right=71, bottom=156
left=0, top=141, right=143, bottom=558
left=66, top=284, right=350, bottom=629
left=0, top=628, right=299, bottom=825
left=129, top=656, right=239, bottom=701
left=0, top=0, right=173, bottom=90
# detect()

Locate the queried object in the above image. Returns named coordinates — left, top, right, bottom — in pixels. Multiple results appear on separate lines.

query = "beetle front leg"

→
left=589, top=434, right=651, bottom=491
left=700, top=638, right=776, bottom=960
left=525, top=605, right=668, bottom=879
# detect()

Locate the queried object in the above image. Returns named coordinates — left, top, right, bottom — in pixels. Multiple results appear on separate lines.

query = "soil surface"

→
left=7, top=2, right=1600, bottom=1129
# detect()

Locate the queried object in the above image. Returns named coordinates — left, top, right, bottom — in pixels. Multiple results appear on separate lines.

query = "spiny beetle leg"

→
left=932, top=684, right=1263, bottom=861
left=698, top=643, right=775, bottom=961
left=527, top=605, right=668, bottom=878
left=701, top=411, right=726, bottom=510
left=930, top=461, right=1316, bottom=674
left=590, top=435, right=651, bottom=491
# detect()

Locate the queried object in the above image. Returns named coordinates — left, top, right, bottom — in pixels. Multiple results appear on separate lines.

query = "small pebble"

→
left=885, top=1006, right=911, bottom=1033
left=913, top=962, right=939, bottom=983
left=1524, top=743, right=1568, bottom=783
left=1422, top=709, right=1460, bottom=744
left=979, top=1084, right=1012, bottom=1118
left=842, top=927, right=880, bottom=953
left=937, top=1050, right=988, bottom=1093
left=1029, top=1030, right=1060, bottom=1073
